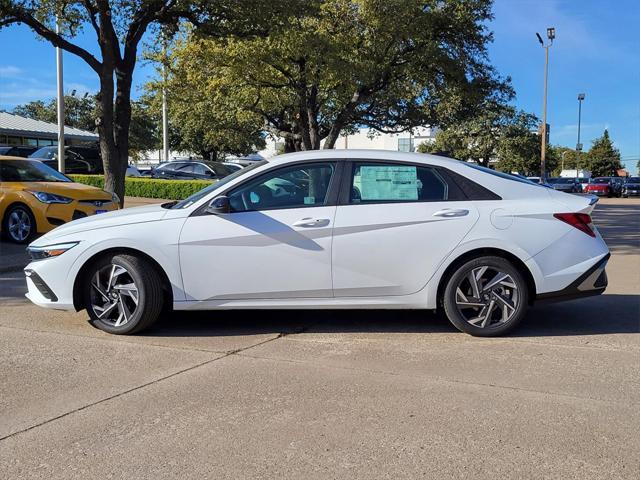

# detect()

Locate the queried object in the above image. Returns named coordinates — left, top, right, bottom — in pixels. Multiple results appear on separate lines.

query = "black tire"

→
left=83, top=253, right=164, bottom=334
left=442, top=256, right=529, bottom=337
left=2, top=204, right=36, bottom=244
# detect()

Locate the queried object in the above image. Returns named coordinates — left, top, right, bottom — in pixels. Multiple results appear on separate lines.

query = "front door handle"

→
left=293, top=217, right=330, bottom=228
left=433, top=208, right=469, bottom=218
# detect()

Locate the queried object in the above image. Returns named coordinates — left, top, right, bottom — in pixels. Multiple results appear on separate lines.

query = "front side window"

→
left=228, top=163, right=335, bottom=212
left=350, top=163, right=449, bottom=203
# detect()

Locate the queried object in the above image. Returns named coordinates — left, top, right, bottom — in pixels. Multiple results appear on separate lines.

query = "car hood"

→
left=35, top=203, right=170, bottom=243
left=16, top=181, right=111, bottom=200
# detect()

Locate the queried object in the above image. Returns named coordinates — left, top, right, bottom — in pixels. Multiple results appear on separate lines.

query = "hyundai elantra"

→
left=24, top=150, right=609, bottom=336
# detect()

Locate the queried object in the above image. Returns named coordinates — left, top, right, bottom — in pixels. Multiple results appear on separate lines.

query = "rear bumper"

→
left=536, top=253, right=609, bottom=303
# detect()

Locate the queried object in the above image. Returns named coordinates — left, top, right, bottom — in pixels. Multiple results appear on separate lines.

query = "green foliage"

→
left=419, top=103, right=552, bottom=174
left=586, top=130, right=622, bottom=177
left=165, top=0, right=511, bottom=152
left=13, top=95, right=96, bottom=131
left=68, top=175, right=213, bottom=200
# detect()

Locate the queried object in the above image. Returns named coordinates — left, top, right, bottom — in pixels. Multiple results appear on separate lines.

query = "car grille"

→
left=78, top=199, right=112, bottom=207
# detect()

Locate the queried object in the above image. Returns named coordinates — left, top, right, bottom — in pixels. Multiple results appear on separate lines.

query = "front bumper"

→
left=36, top=200, right=117, bottom=233
left=536, top=253, right=609, bottom=303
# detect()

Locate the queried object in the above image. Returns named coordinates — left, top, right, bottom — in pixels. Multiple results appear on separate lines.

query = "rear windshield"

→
left=625, top=177, right=640, bottom=183
left=0, top=159, right=71, bottom=182
left=590, top=178, right=609, bottom=184
left=461, top=163, right=541, bottom=186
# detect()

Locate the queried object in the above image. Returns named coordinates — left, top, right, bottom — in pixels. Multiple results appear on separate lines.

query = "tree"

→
left=143, top=77, right=265, bottom=160
left=166, top=0, right=511, bottom=153
left=0, top=1, right=305, bottom=204
left=417, top=103, right=550, bottom=173
left=587, top=130, right=622, bottom=177
left=13, top=95, right=96, bottom=131
left=13, top=95, right=161, bottom=158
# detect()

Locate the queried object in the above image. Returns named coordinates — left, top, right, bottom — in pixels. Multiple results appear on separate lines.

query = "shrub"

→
left=68, top=175, right=214, bottom=200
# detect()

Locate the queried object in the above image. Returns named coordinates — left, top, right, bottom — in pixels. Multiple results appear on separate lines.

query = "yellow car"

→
left=0, top=156, right=119, bottom=243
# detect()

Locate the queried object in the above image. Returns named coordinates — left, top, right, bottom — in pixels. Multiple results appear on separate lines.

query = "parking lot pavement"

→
left=0, top=198, right=638, bottom=479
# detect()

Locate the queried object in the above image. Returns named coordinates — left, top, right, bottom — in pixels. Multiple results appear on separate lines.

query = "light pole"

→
left=536, top=27, right=555, bottom=182
left=576, top=93, right=585, bottom=174
left=55, top=17, right=65, bottom=173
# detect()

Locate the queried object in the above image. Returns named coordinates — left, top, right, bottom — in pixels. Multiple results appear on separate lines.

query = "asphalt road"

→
left=0, top=198, right=638, bottom=479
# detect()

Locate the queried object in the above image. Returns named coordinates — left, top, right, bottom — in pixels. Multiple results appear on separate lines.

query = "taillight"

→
left=554, top=213, right=596, bottom=237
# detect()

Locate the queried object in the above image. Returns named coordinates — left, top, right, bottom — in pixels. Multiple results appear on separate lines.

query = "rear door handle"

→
left=293, top=217, right=330, bottom=228
left=433, top=208, right=469, bottom=218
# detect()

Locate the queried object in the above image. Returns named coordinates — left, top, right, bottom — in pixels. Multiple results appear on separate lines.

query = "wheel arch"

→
left=72, top=247, right=173, bottom=311
left=2, top=200, right=34, bottom=225
left=436, top=247, right=537, bottom=308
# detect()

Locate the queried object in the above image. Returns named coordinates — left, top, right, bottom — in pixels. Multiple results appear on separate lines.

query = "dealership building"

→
left=0, top=111, right=99, bottom=147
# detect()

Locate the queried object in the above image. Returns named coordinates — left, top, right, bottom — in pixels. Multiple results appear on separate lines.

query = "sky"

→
left=0, top=0, right=638, bottom=173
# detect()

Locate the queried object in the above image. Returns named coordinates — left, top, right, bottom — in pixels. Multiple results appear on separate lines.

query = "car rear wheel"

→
left=83, top=253, right=164, bottom=334
left=442, top=256, right=529, bottom=337
left=2, top=204, right=36, bottom=244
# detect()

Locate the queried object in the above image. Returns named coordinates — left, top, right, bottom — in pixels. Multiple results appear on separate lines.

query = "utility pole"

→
left=162, top=42, right=169, bottom=163
left=55, top=17, right=65, bottom=173
left=576, top=93, right=585, bottom=174
left=536, top=27, right=555, bottom=182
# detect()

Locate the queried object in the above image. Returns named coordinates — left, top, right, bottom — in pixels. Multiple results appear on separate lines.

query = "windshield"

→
left=29, top=146, right=58, bottom=159
left=462, top=163, right=541, bottom=186
left=0, top=147, right=13, bottom=155
left=204, top=162, right=233, bottom=176
left=170, top=160, right=267, bottom=209
left=0, top=159, right=71, bottom=182
left=591, top=178, right=609, bottom=184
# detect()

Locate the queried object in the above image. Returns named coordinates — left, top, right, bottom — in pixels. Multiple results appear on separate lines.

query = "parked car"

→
left=577, top=177, right=590, bottom=192
left=30, top=145, right=103, bottom=174
left=151, top=160, right=233, bottom=181
left=609, top=177, right=624, bottom=197
left=584, top=177, right=620, bottom=197
left=222, top=162, right=244, bottom=172
left=526, top=176, right=552, bottom=188
left=0, top=145, right=39, bottom=158
left=0, top=156, right=119, bottom=243
left=23, top=150, right=609, bottom=338
left=547, top=177, right=580, bottom=193
left=622, top=177, right=640, bottom=197
left=126, top=164, right=142, bottom=177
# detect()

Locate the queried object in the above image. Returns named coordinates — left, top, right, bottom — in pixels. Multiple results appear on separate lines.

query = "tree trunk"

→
left=96, top=70, right=126, bottom=207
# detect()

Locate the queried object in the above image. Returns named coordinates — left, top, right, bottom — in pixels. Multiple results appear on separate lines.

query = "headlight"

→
left=27, top=242, right=79, bottom=260
left=110, top=191, right=121, bottom=205
left=27, top=191, right=73, bottom=204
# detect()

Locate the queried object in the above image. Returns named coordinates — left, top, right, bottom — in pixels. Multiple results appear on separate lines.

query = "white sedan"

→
left=24, top=150, right=609, bottom=337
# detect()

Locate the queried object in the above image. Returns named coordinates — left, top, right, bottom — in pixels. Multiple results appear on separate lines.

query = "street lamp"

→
left=576, top=93, right=585, bottom=173
left=536, top=27, right=555, bottom=182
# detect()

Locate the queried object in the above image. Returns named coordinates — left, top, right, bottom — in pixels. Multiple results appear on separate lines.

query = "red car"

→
left=584, top=177, right=612, bottom=197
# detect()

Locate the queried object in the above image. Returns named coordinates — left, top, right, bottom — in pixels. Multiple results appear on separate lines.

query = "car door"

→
left=332, top=161, right=479, bottom=297
left=179, top=161, right=339, bottom=301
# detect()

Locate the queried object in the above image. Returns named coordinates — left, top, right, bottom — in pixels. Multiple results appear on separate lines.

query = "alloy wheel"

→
left=454, top=266, right=519, bottom=329
left=8, top=209, right=31, bottom=242
left=90, top=264, right=139, bottom=327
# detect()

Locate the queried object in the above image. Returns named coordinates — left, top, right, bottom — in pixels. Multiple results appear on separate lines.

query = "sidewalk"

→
left=0, top=196, right=168, bottom=273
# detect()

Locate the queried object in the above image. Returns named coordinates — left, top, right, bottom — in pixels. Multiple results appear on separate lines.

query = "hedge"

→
left=68, top=175, right=215, bottom=200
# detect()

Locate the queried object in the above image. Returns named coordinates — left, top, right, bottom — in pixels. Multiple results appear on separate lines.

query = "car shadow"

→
left=143, top=293, right=639, bottom=339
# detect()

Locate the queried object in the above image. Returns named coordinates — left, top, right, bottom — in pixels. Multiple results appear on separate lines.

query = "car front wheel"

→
left=2, top=204, right=36, bottom=244
left=442, top=256, right=529, bottom=337
left=83, top=253, right=164, bottom=334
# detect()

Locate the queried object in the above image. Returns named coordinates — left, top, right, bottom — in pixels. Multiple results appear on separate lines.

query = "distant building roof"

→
left=0, top=111, right=98, bottom=142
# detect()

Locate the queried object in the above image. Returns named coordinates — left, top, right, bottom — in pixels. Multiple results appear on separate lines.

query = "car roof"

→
left=265, top=149, right=462, bottom=168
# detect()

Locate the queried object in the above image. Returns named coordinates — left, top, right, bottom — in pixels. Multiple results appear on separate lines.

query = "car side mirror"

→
left=205, top=196, right=230, bottom=215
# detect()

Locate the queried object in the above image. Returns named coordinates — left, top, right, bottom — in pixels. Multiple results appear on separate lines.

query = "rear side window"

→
left=349, top=163, right=463, bottom=203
